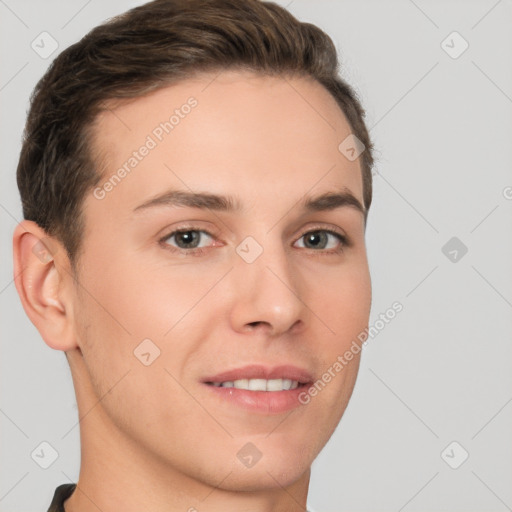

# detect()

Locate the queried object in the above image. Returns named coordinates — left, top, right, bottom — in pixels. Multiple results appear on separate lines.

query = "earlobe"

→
left=12, top=220, right=78, bottom=352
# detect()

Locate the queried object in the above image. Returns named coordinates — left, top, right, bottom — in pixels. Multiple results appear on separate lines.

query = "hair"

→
left=17, top=0, right=375, bottom=270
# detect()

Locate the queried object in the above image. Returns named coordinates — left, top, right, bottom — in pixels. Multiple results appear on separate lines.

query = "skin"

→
left=13, top=70, right=371, bottom=512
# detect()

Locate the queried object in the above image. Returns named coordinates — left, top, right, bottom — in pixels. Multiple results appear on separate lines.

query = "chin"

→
left=221, top=436, right=318, bottom=492
left=218, top=458, right=312, bottom=492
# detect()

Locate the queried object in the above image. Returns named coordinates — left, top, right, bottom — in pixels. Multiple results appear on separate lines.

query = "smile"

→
left=202, top=364, right=313, bottom=414
left=208, top=378, right=300, bottom=391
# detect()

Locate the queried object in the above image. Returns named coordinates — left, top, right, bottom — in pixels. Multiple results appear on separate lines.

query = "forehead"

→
left=86, top=70, right=363, bottom=220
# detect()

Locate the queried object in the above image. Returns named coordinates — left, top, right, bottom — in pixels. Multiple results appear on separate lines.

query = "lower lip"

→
left=203, top=383, right=310, bottom=414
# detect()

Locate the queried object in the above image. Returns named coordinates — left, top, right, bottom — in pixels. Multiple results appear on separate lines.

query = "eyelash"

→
left=158, top=225, right=350, bottom=257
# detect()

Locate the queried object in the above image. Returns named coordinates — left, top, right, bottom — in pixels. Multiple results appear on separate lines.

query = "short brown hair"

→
left=17, top=0, right=374, bottom=269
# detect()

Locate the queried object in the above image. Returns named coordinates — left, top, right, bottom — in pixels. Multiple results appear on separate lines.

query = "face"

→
left=70, top=70, right=371, bottom=491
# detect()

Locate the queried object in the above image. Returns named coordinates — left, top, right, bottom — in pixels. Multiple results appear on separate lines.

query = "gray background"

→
left=1, top=1, right=511, bottom=511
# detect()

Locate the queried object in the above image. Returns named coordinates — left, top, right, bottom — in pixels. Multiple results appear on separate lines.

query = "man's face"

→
left=70, top=70, right=371, bottom=490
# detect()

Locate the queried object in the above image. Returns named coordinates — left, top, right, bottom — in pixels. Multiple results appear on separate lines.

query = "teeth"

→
left=234, top=378, right=248, bottom=389
left=248, top=378, right=267, bottom=391
left=266, top=378, right=283, bottom=391
left=214, top=378, right=300, bottom=391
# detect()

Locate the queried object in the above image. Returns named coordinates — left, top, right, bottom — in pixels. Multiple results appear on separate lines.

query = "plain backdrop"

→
left=1, top=1, right=511, bottom=511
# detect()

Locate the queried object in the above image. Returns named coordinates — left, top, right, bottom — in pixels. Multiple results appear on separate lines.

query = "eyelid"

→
left=158, top=226, right=221, bottom=255
left=158, top=222, right=350, bottom=256
left=292, top=226, right=350, bottom=253
left=292, top=222, right=350, bottom=245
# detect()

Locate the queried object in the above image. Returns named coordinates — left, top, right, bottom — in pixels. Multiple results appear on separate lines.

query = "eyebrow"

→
left=132, top=187, right=366, bottom=217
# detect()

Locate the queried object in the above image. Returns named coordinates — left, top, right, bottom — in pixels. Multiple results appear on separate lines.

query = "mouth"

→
left=202, top=364, right=313, bottom=414
left=206, top=378, right=305, bottom=391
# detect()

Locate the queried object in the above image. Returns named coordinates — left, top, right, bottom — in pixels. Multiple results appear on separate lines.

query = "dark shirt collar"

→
left=47, top=483, right=76, bottom=512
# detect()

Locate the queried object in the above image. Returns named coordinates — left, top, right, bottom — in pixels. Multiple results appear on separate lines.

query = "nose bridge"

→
left=229, top=233, right=305, bottom=335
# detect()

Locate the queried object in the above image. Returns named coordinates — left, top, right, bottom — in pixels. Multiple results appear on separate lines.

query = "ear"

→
left=13, top=220, right=78, bottom=352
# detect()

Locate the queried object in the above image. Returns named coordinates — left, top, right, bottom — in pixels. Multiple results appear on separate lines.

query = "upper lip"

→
left=202, top=364, right=314, bottom=384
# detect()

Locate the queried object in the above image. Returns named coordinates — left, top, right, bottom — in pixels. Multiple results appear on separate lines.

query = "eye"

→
left=294, top=229, right=348, bottom=252
left=159, top=226, right=349, bottom=257
left=160, top=228, right=216, bottom=254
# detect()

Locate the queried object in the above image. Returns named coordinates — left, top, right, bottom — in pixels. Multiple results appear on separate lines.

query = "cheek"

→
left=72, top=274, right=198, bottom=439
left=315, top=261, right=372, bottom=345
left=77, top=256, right=190, bottom=341
left=72, top=256, right=217, bottom=401
left=303, top=260, right=370, bottom=415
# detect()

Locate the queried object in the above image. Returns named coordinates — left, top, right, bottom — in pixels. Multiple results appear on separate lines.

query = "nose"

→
left=228, top=241, right=306, bottom=338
